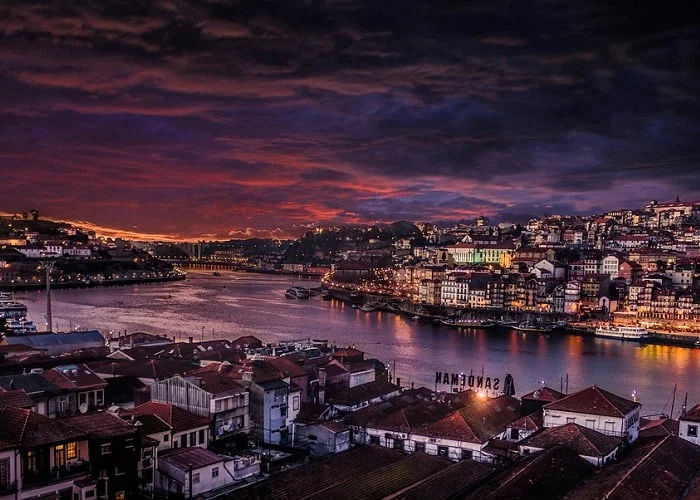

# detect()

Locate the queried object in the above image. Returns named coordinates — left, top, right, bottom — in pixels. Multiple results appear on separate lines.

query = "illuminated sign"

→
left=435, top=371, right=500, bottom=391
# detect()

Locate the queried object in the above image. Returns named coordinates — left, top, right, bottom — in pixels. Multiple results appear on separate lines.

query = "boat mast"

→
left=670, top=383, right=677, bottom=419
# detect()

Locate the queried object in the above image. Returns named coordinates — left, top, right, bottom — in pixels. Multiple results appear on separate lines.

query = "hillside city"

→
left=0, top=199, right=700, bottom=498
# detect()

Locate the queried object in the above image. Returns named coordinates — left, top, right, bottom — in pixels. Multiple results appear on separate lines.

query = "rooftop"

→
left=132, top=401, right=210, bottom=431
left=62, top=411, right=137, bottom=440
left=160, top=446, right=227, bottom=471
left=0, top=405, right=88, bottom=448
left=544, top=385, right=640, bottom=418
left=521, top=423, right=622, bottom=457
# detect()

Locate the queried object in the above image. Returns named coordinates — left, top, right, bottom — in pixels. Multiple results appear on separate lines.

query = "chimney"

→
left=188, top=336, right=194, bottom=344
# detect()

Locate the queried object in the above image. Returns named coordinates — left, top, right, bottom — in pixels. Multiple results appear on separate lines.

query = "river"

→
left=15, top=270, right=700, bottom=417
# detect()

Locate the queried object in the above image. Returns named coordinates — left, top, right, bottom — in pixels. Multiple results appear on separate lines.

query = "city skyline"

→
left=1, top=1, right=699, bottom=240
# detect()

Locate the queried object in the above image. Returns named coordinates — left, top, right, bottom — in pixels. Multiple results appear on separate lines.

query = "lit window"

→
left=67, top=442, right=77, bottom=459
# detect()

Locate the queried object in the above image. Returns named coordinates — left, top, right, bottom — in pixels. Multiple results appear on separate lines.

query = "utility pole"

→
left=44, top=259, right=55, bottom=333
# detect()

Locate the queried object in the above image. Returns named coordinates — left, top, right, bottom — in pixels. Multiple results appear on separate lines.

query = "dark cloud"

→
left=0, top=0, right=699, bottom=238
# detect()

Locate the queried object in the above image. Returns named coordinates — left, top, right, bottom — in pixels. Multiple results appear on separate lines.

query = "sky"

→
left=1, top=1, right=699, bottom=240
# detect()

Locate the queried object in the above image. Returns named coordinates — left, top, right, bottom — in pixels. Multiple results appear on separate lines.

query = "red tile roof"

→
left=160, top=446, right=227, bottom=471
left=132, top=401, right=210, bottom=432
left=682, top=403, right=700, bottom=422
left=521, top=423, right=621, bottom=457
left=62, top=411, right=137, bottom=440
left=639, top=418, right=679, bottom=438
left=0, top=389, right=34, bottom=408
left=509, top=412, right=544, bottom=432
left=544, top=386, right=640, bottom=418
left=0, top=405, right=88, bottom=448
left=521, top=386, right=565, bottom=403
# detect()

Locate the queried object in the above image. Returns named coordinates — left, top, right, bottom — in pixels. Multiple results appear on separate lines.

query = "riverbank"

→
left=325, top=286, right=700, bottom=349
left=0, top=274, right=186, bottom=292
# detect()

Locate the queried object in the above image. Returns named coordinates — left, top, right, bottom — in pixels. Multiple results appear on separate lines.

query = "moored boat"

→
left=360, top=303, right=376, bottom=312
left=511, top=322, right=553, bottom=333
left=595, top=324, right=649, bottom=341
left=285, top=286, right=311, bottom=299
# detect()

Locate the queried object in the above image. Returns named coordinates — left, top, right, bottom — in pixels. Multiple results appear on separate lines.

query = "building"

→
left=62, top=411, right=141, bottom=500
left=156, top=446, right=259, bottom=498
left=2, top=330, right=106, bottom=357
left=131, top=401, right=211, bottom=449
left=679, top=404, right=700, bottom=446
left=149, top=373, right=250, bottom=443
left=0, top=405, right=92, bottom=499
left=518, top=423, right=622, bottom=466
left=542, top=386, right=641, bottom=443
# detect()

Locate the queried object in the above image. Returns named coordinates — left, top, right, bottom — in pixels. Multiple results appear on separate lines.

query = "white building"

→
left=679, top=404, right=700, bottom=446
left=440, top=273, right=470, bottom=306
left=156, top=447, right=259, bottom=497
left=601, top=255, right=620, bottom=279
left=542, top=386, right=641, bottom=443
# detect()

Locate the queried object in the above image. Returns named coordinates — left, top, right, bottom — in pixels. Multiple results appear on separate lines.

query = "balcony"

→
left=23, top=461, right=91, bottom=488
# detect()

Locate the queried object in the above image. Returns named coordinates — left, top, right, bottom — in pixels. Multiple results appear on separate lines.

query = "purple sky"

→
left=1, top=1, right=699, bottom=240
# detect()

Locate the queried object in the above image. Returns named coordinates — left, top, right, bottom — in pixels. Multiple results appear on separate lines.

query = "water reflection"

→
left=17, top=271, right=700, bottom=416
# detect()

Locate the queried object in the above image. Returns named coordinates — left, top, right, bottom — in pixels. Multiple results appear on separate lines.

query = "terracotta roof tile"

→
left=0, top=405, right=88, bottom=448
left=682, top=403, right=700, bottom=422
left=62, top=411, right=137, bottom=440
left=160, top=447, right=226, bottom=471
left=521, top=386, right=566, bottom=403
left=544, top=386, right=640, bottom=418
left=0, top=389, right=34, bottom=408
left=521, top=423, right=621, bottom=457
left=132, top=401, right=209, bottom=432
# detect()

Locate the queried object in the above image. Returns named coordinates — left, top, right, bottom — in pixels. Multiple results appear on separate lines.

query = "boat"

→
left=285, top=286, right=310, bottom=299
left=0, top=293, right=29, bottom=319
left=594, top=324, right=649, bottom=341
left=360, top=304, right=376, bottom=312
left=321, top=292, right=333, bottom=301
left=440, top=317, right=485, bottom=329
left=511, top=322, right=553, bottom=333
left=4, top=318, right=38, bottom=334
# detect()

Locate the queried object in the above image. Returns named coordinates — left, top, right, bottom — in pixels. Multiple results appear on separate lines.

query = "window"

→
left=115, top=465, right=124, bottom=476
left=192, top=473, right=200, bottom=484
left=85, top=490, right=95, bottom=498
left=67, top=441, right=77, bottom=459
left=55, top=444, right=66, bottom=468
left=369, top=435, right=380, bottom=445
left=437, top=446, right=449, bottom=458
left=26, top=451, right=37, bottom=472
left=523, top=448, right=531, bottom=455
left=461, top=449, right=473, bottom=460
left=212, top=467, right=219, bottom=478
left=393, top=438, right=404, bottom=451
left=100, top=443, right=112, bottom=455
left=95, top=390, right=104, bottom=406
left=280, top=405, right=287, bottom=417
left=181, top=435, right=187, bottom=448
left=199, top=430, right=205, bottom=444
left=190, top=432, right=197, bottom=446
left=163, top=434, right=169, bottom=442
left=293, top=396, right=300, bottom=411
left=689, top=425, right=698, bottom=437
left=0, top=458, right=10, bottom=487
left=414, top=442, right=425, bottom=453
left=58, top=398, right=67, bottom=413
left=585, top=419, right=596, bottom=430
left=307, top=434, right=318, bottom=441
left=566, top=417, right=576, bottom=424
left=143, top=448, right=153, bottom=459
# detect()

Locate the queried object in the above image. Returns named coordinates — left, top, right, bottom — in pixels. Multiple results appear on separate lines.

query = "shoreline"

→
left=0, top=275, right=186, bottom=292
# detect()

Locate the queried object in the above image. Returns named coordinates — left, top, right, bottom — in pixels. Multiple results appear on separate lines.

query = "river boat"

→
left=4, top=317, right=38, bottom=334
left=285, top=286, right=310, bottom=299
left=0, top=292, right=29, bottom=319
left=595, top=325, right=649, bottom=341
left=360, top=303, right=376, bottom=312
left=511, top=322, right=553, bottom=333
left=441, top=318, right=492, bottom=329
